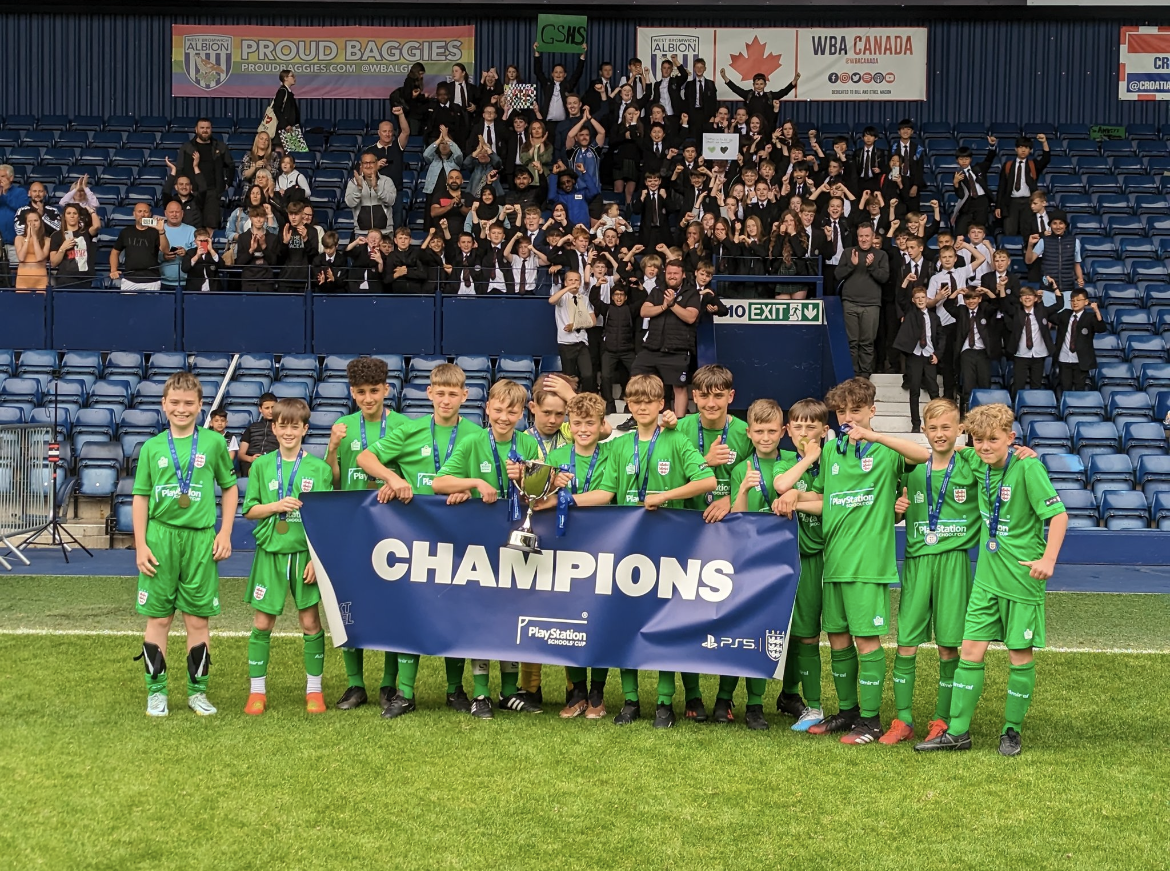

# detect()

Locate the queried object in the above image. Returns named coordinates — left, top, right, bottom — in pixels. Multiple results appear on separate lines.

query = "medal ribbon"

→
left=167, top=430, right=198, bottom=501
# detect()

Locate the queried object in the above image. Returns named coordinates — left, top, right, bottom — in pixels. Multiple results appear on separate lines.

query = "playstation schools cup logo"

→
left=184, top=35, right=233, bottom=91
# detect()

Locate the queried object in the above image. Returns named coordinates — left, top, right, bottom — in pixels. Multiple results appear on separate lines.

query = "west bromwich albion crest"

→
left=184, top=35, right=233, bottom=92
left=764, top=629, right=786, bottom=662
left=954, top=487, right=967, bottom=503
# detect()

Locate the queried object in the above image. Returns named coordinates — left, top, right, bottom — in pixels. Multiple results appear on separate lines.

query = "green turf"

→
left=1, top=576, right=1168, bottom=871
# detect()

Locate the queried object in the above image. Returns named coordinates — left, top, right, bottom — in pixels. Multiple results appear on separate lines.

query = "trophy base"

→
left=505, top=530, right=542, bottom=554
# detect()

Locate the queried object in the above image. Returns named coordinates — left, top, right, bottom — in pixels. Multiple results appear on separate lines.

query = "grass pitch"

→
left=1, top=575, right=1168, bottom=871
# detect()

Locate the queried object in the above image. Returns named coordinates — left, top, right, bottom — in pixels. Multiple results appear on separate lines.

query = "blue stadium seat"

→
left=1073, top=420, right=1120, bottom=463
left=0, top=376, right=43, bottom=405
left=1122, top=421, right=1168, bottom=464
left=1154, top=492, right=1170, bottom=531
left=1080, top=237, right=1116, bottom=258
left=86, top=380, right=131, bottom=410
left=312, top=381, right=352, bottom=411
left=1026, top=420, right=1071, bottom=451
left=1129, top=124, right=1160, bottom=140
left=1092, top=334, right=1123, bottom=361
left=1125, top=334, right=1167, bottom=361
left=1093, top=193, right=1129, bottom=214
left=1107, top=390, right=1154, bottom=424
left=1099, top=490, right=1149, bottom=530
left=18, top=349, right=58, bottom=376
left=237, top=353, right=276, bottom=380
left=1101, top=283, right=1143, bottom=307
left=1070, top=214, right=1103, bottom=236
left=77, top=442, right=124, bottom=497
left=1014, top=389, right=1058, bottom=418
left=1133, top=195, right=1170, bottom=215
left=1136, top=455, right=1170, bottom=497
left=190, top=353, right=232, bottom=377
left=28, top=407, right=71, bottom=442
left=105, top=351, right=145, bottom=380
left=1058, top=488, right=1099, bottom=529
left=1086, top=454, right=1134, bottom=499
left=1104, top=215, right=1145, bottom=236
left=1139, top=362, right=1170, bottom=389
left=1041, top=452, right=1085, bottom=488
left=1059, top=391, right=1105, bottom=427
left=72, top=407, right=118, bottom=454
left=319, top=354, right=357, bottom=382
left=118, top=408, right=161, bottom=458
left=61, top=350, right=102, bottom=379
left=407, top=355, right=447, bottom=383
left=132, top=381, right=168, bottom=410
left=279, top=353, right=319, bottom=383
left=454, top=355, right=491, bottom=379
left=224, top=380, right=264, bottom=410
left=1118, top=238, right=1158, bottom=259
left=114, top=477, right=136, bottom=534
left=968, top=388, right=1012, bottom=410
left=147, top=351, right=188, bottom=378
left=1088, top=259, right=1127, bottom=282
left=0, top=350, right=13, bottom=377
left=307, top=411, right=335, bottom=433
left=270, top=381, right=311, bottom=403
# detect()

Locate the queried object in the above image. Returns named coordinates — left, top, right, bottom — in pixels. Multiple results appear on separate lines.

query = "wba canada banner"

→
left=303, top=493, right=800, bottom=679
left=1119, top=26, right=1170, bottom=100
left=637, top=26, right=927, bottom=103
left=172, top=25, right=475, bottom=98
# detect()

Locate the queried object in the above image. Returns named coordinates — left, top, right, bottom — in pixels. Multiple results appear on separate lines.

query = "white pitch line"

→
left=0, top=627, right=1165, bottom=654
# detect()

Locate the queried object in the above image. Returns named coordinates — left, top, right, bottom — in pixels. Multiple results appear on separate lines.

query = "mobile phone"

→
left=890, top=166, right=901, bottom=180
left=141, top=217, right=158, bottom=228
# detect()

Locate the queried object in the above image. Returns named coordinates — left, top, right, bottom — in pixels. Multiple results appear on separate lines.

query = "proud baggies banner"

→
left=637, top=26, right=927, bottom=102
left=172, top=25, right=475, bottom=98
left=302, top=493, right=799, bottom=679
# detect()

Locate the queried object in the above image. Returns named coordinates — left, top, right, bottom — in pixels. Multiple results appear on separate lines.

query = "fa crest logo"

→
left=954, top=487, right=967, bottom=503
left=873, top=615, right=885, bottom=627
left=831, top=463, right=840, bottom=476
left=339, top=601, right=354, bottom=626
left=194, top=453, right=206, bottom=468
left=1000, top=486, right=1012, bottom=502
left=137, top=590, right=149, bottom=605
left=765, top=630, right=786, bottom=662
left=726, top=450, right=737, bottom=464
left=860, top=457, right=874, bottom=473
left=480, top=461, right=492, bottom=474
left=253, top=585, right=267, bottom=601
left=657, top=460, right=671, bottom=475
left=301, top=478, right=314, bottom=492
left=183, top=34, right=233, bottom=91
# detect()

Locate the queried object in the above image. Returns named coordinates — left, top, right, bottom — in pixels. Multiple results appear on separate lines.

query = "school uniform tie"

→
left=831, top=220, right=840, bottom=250
left=965, top=169, right=977, bottom=198
left=457, top=83, right=467, bottom=106
left=919, top=310, right=929, bottom=349
left=485, top=126, right=493, bottom=150
left=968, top=309, right=977, bottom=349
left=695, top=78, right=702, bottom=107
left=1039, top=214, right=1047, bottom=234
left=1025, top=312, right=1034, bottom=350
left=948, top=270, right=958, bottom=295
left=519, top=258, right=527, bottom=292
left=1068, top=313, right=1078, bottom=353
left=1014, top=160, right=1024, bottom=194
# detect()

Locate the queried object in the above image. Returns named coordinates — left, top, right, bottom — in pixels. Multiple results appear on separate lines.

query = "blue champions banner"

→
left=302, top=493, right=800, bottom=680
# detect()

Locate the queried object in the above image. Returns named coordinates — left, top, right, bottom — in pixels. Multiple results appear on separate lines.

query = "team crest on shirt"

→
left=194, top=453, right=206, bottom=468
left=626, top=463, right=636, bottom=475
left=860, top=457, right=874, bottom=472
left=657, top=460, right=671, bottom=475
left=268, top=480, right=279, bottom=490
left=873, top=615, right=884, bottom=627
left=350, top=439, right=361, bottom=451
left=301, top=478, right=314, bottom=492
left=1023, top=628, right=1033, bottom=640
left=421, top=445, right=432, bottom=457
left=1000, top=486, right=1012, bottom=502
left=796, top=480, right=808, bottom=492
left=726, top=450, right=737, bottom=464
left=480, top=461, right=492, bottom=473
left=254, top=585, right=267, bottom=601
left=137, top=590, right=149, bottom=605
left=914, top=491, right=925, bottom=503
left=954, top=488, right=967, bottom=503
left=158, top=457, right=169, bottom=468
left=831, top=463, right=840, bottom=476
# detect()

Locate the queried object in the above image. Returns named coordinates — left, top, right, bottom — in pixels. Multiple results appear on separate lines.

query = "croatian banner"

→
left=1119, top=26, right=1170, bottom=101
left=303, top=493, right=800, bottom=679
left=637, top=26, right=927, bottom=102
left=172, top=25, right=475, bottom=98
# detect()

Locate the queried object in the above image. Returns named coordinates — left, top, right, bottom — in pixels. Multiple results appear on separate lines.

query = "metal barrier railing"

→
left=0, top=424, right=52, bottom=570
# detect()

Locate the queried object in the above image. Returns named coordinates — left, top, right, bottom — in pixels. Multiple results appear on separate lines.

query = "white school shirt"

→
left=555, top=290, right=592, bottom=345
left=509, top=251, right=540, bottom=294
left=926, top=265, right=975, bottom=326
left=1015, top=307, right=1047, bottom=358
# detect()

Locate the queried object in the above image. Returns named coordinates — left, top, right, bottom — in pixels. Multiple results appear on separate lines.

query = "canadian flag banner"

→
left=713, top=29, right=798, bottom=101
left=637, top=26, right=928, bottom=103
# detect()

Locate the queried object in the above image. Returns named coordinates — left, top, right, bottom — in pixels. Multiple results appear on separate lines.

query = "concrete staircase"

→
left=870, top=373, right=932, bottom=449
left=7, top=494, right=112, bottom=554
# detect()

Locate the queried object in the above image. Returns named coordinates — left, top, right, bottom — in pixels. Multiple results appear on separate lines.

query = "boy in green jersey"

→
left=771, top=398, right=831, bottom=732
left=662, top=364, right=753, bottom=523
left=539, top=392, right=613, bottom=719
left=327, top=356, right=408, bottom=713
left=434, top=379, right=544, bottom=719
left=241, top=399, right=334, bottom=715
left=882, top=398, right=981, bottom=745
left=781, top=377, right=930, bottom=745
left=719, top=398, right=793, bottom=730
left=916, top=403, right=1067, bottom=757
left=356, top=362, right=481, bottom=718
left=133, top=373, right=237, bottom=717
left=596, top=374, right=716, bottom=729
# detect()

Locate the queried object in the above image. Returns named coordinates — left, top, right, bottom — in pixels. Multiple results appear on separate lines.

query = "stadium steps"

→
left=871, top=374, right=930, bottom=446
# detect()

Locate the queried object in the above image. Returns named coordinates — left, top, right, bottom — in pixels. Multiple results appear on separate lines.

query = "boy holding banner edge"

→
left=356, top=362, right=482, bottom=718
left=433, top=379, right=543, bottom=719
left=241, top=399, right=334, bottom=715
left=328, top=356, right=408, bottom=713
left=596, top=373, right=716, bottom=728
left=722, top=398, right=795, bottom=730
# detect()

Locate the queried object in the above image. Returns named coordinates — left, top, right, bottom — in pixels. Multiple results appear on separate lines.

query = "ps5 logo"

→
left=701, top=634, right=759, bottom=650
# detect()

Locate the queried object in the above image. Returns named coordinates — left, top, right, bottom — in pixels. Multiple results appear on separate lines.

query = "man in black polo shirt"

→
left=238, top=392, right=279, bottom=476
left=363, top=111, right=410, bottom=229
left=177, top=118, right=235, bottom=230
left=109, top=202, right=169, bottom=290
left=632, top=259, right=700, bottom=417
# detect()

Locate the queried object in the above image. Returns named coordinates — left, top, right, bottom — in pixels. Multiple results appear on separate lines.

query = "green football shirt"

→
left=676, top=413, right=753, bottom=509
left=728, top=451, right=794, bottom=514
left=963, top=449, right=1066, bottom=605
left=132, top=428, right=236, bottom=530
left=772, top=451, right=825, bottom=556
left=368, top=414, right=483, bottom=495
left=437, top=427, right=541, bottom=498
left=334, top=410, right=408, bottom=491
left=599, top=428, right=714, bottom=509
left=900, top=450, right=981, bottom=558
left=817, top=438, right=905, bottom=584
left=526, top=425, right=571, bottom=463
left=242, top=450, right=334, bottom=554
left=547, top=441, right=611, bottom=494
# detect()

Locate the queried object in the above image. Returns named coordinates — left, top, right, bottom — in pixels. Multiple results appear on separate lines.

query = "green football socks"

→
left=716, top=675, right=738, bottom=701
left=590, top=667, right=608, bottom=690
left=248, top=628, right=272, bottom=679
left=380, top=652, right=398, bottom=689
left=781, top=647, right=802, bottom=695
left=892, top=653, right=917, bottom=724
left=936, top=657, right=959, bottom=722
left=342, top=647, right=364, bottom=689
left=830, top=645, right=859, bottom=711
left=566, top=666, right=588, bottom=684
left=397, top=653, right=420, bottom=700
left=656, top=671, right=676, bottom=705
left=471, top=659, right=490, bottom=698
left=444, top=657, right=465, bottom=694
left=500, top=663, right=519, bottom=698
left=303, top=631, right=324, bottom=677
left=947, top=659, right=986, bottom=735
left=1004, top=662, right=1036, bottom=734
left=797, top=642, right=822, bottom=708
left=858, top=648, right=887, bottom=718
left=744, top=677, right=766, bottom=707
left=620, top=668, right=639, bottom=701
left=681, top=672, right=701, bottom=702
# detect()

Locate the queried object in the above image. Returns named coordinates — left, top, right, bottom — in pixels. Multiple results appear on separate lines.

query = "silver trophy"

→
left=506, top=461, right=559, bottom=554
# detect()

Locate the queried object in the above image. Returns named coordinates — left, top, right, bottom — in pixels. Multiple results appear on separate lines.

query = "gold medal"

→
left=275, top=519, right=290, bottom=534
left=177, top=494, right=191, bottom=509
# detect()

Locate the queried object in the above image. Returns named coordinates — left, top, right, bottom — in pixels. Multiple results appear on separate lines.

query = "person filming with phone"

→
left=110, top=202, right=169, bottom=291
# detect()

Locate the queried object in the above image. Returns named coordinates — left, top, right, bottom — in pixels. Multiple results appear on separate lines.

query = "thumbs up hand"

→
left=895, top=486, right=910, bottom=516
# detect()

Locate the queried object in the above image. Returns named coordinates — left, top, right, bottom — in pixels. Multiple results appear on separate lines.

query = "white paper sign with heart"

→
left=702, top=132, right=740, bottom=161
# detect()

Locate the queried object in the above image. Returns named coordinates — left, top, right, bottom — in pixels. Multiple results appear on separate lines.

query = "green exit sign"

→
left=715, top=299, right=824, bottom=325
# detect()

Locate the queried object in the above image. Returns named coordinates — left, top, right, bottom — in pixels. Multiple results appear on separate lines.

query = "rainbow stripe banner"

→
left=171, top=25, right=475, bottom=98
